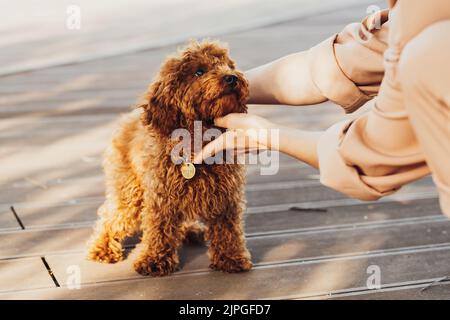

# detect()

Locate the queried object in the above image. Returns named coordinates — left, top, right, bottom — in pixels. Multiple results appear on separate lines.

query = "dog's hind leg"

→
left=87, top=200, right=141, bottom=263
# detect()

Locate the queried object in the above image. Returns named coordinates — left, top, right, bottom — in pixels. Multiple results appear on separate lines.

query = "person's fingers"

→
left=192, top=126, right=268, bottom=164
left=213, top=114, right=234, bottom=128
left=213, top=116, right=225, bottom=128
left=214, top=113, right=272, bottom=132
left=214, top=113, right=252, bottom=129
left=192, top=131, right=233, bottom=164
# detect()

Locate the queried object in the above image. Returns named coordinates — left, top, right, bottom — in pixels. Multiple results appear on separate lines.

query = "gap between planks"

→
left=275, top=278, right=450, bottom=300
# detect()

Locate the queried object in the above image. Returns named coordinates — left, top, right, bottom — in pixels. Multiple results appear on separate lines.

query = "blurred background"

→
left=1, top=0, right=369, bottom=76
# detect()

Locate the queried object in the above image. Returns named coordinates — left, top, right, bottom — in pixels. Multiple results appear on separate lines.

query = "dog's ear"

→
left=140, top=54, right=186, bottom=136
left=141, top=80, right=180, bottom=136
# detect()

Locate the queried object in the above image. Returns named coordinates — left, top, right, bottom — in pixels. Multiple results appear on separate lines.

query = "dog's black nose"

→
left=224, top=75, right=238, bottom=86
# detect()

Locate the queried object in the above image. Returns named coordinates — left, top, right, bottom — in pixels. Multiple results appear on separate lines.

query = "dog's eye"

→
left=194, top=68, right=205, bottom=77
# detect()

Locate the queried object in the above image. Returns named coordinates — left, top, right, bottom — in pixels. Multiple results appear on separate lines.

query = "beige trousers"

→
left=400, top=21, right=450, bottom=216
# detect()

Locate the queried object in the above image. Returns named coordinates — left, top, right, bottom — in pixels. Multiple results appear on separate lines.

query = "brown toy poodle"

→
left=87, top=40, right=252, bottom=276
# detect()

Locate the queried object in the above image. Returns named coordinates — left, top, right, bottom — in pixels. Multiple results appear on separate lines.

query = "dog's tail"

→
left=180, top=220, right=207, bottom=245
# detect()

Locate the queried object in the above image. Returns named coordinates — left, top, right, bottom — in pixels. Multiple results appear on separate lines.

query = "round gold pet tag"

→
left=181, top=162, right=196, bottom=179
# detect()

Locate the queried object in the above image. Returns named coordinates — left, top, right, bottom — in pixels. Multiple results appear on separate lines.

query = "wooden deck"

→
left=1, top=2, right=449, bottom=299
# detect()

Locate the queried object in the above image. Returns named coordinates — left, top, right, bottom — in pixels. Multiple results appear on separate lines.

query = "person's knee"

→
left=399, top=21, right=450, bottom=89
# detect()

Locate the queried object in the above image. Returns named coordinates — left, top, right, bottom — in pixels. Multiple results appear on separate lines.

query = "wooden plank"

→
left=0, top=130, right=111, bottom=183
left=0, top=258, right=55, bottom=293
left=327, top=281, right=450, bottom=300
left=247, top=189, right=438, bottom=214
left=0, top=74, right=152, bottom=94
left=0, top=161, right=100, bottom=186
left=2, top=245, right=450, bottom=299
left=0, top=106, right=127, bottom=119
left=0, top=115, right=118, bottom=145
left=0, top=83, right=145, bottom=95
left=0, top=197, right=442, bottom=260
left=245, top=197, right=443, bottom=234
left=0, top=227, right=93, bottom=259
left=0, top=209, right=20, bottom=231
left=10, top=203, right=99, bottom=229
left=0, top=98, right=134, bottom=116
left=0, top=87, right=143, bottom=106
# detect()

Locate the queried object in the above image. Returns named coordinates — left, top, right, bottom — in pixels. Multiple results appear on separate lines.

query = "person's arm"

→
left=271, top=125, right=322, bottom=169
left=245, top=52, right=326, bottom=105
left=246, top=9, right=389, bottom=112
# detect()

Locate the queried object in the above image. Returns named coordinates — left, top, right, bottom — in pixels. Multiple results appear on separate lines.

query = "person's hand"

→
left=193, top=113, right=275, bottom=164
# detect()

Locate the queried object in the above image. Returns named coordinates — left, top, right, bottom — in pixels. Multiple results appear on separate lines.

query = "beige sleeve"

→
left=307, top=10, right=389, bottom=113
left=317, top=110, right=430, bottom=201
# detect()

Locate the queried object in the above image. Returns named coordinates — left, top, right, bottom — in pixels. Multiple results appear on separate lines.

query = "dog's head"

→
left=142, top=40, right=249, bottom=135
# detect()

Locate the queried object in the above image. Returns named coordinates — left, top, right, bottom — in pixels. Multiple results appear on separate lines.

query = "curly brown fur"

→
left=87, top=40, right=252, bottom=276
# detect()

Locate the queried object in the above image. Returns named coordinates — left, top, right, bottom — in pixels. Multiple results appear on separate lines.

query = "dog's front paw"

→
left=133, top=255, right=179, bottom=276
left=210, top=255, right=252, bottom=273
left=87, top=236, right=124, bottom=264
